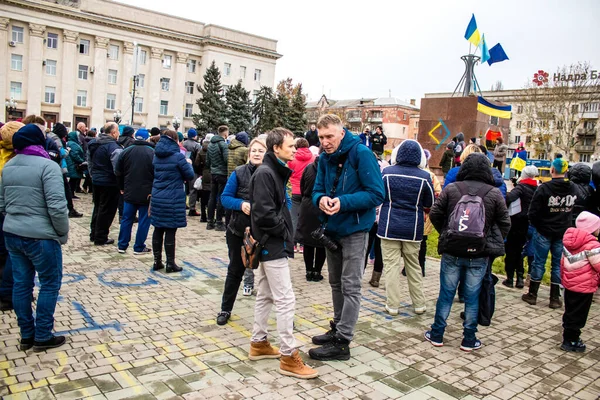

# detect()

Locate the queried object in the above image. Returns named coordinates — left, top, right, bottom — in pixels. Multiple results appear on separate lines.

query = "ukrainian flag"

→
left=464, top=14, right=481, bottom=46
left=477, top=97, right=512, bottom=119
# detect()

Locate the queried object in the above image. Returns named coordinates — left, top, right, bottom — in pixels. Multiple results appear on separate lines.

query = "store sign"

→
left=553, top=71, right=598, bottom=82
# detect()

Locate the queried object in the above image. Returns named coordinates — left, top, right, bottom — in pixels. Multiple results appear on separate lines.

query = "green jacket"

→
left=227, top=139, right=248, bottom=176
left=206, top=135, right=229, bottom=176
left=439, top=149, right=454, bottom=173
left=66, top=131, right=85, bottom=179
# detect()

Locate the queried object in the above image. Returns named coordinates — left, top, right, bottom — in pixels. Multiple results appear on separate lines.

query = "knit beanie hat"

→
left=187, top=128, right=197, bottom=139
left=177, top=132, right=184, bottom=143
left=53, top=122, right=68, bottom=139
left=423, top=148, right=431, bottom=161
left=13, top=124, right=47, bottom=150
left=552, top=158, right=569, bottom=174
left=150, top=127, right=161, bottom=136
left=135, top=128, right=149, bottom=141
left=122, top=126, right=135, bottom=137
left=521, top=165, right=538, bottom=179
left=576, top=211, right=600, bottom=235
left=446, top=142, right=455, bottom=149
left=1, top=121, right=25, bottom=148
left=235, top=131, right=249, bottom=146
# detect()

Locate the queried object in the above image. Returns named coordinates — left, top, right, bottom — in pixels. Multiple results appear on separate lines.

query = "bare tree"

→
left=491, top=80, right=504, bottom=91
left=516, top=62, right=600, bottom=161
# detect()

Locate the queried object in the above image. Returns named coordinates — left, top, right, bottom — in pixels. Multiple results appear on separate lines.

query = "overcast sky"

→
left=120, top=0, right=600, bottom=104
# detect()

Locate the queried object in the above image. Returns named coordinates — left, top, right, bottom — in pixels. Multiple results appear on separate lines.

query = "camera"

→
left=310, top=226, right=340, bottom=252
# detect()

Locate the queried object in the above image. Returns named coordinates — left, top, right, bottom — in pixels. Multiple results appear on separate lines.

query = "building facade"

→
left=306, top=95, right=419, bottom=147
left=2, top=0, right=280, bottom=131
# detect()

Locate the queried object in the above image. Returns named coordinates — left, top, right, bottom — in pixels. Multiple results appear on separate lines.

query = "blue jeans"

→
left=430, top=254, right=487, bottom=345
left=0, top=215, right=14, bottom=302
left=118, top=202, right=151, bottom=252
left=5, top=234, right=63, bottom=341
left=530, top=230, right=561, bottom=284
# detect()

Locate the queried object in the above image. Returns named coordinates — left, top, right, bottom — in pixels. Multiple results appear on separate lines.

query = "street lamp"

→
left=172, top=116, right=180, bottom=132
left=113, top=110, right=122, bottom=124
left=5, top=97, right=17, bottom=120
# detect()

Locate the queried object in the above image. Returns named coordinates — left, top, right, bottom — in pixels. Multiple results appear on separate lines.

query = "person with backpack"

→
left=425, top=153, right=510, bottom=351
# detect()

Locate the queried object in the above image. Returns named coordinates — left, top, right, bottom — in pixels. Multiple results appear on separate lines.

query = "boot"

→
left=165, top=237, right=182, bottom=273
left=522, top=280, right=540, bottom=305
left=502, top=278, right=514, bottom=288
left=152, top=248, right=164, bottom=271
left=248, top=339, right=281, bottom=361
left=306, top=270, right=314, bottom=281
left=308, top=336, right=351, bottom=361
left=215, top=221, right=227, bottom=232
left=279, top=350, right=319, bottom=379
left=369, top=271, right=382, bottom=288
left=525, top=274, right=531, bottom=288
left=312, top=320, right=337, bottom=345
left=206, top=220, right=215, bottom=230
left=549, top=284, right=563, bottom=309
left=515, top=274, right=525, bottom=289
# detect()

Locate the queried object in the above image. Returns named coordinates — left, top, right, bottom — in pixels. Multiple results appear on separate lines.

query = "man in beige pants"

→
left=248, top=128, right=318, bottom=379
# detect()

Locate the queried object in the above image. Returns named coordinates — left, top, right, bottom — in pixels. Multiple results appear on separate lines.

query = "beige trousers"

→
left=251, top=257, right=297, bottom=355
left=381, top=239, right=425, bottom=309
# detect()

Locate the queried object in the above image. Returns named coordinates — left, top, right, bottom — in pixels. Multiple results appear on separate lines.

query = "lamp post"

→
left=131, top=42, right=139, bottom=127
left=172, top=116, right=180, bottom=132
left=113, top=110, right=122, bottom=124
left=5, top=97, right=17, bottom=120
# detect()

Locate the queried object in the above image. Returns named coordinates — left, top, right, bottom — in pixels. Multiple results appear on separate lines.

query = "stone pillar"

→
left=60, top=30, right=79, bottom=127
left=0, top=18, right=9, bottom=111
left=91, top=36, right=109, bottom=129
left=146, top=47, right=163, bottom=128
left=120, top=41, right=134, bottom=124
left=173, top=52, right=188, bottom=127
left=26, top=23, right=46, bottom=116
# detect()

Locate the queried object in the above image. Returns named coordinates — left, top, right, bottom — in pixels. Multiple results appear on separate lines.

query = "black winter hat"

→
left=122, top=126, right=135, bottom=137
left=13, top=124, right=47, bottom=150
left=150, top=127, right=161, bottom=136
left=53, top=123, right=68, bottom=139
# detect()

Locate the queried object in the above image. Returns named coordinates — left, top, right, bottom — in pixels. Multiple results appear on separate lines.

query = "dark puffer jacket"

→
left=568, top=163, right=594, bottom=225
left=207, top=135, right=229, bottom=176
left=150, top=136, right=195, bottom=228
left=118, top=134, right=135, bottom=149
left=430, top=153, right=511, bottom=257
left=221, top=163, right=256, bottom=237
left=296, top=158, right=322, bottom=247
left=193, top=144, right=212, bottom=191
left=88, top=134, right=122, bottom=187
left=115, top=140, right=155, bottom=205
left=377, top=140, right=434, bottom=242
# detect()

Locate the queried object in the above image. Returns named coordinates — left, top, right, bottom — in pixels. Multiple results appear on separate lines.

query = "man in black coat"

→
left=114, top=129, right=154, bottom=254
left=305, top=124, right=320, bottom=147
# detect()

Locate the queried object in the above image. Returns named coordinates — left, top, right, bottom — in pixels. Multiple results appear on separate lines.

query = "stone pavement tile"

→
left=102, top=385, right=150, bottom=400
left=92, top=374, right=122, bottom=393
left=55, top=385, right=102, bottom=400
left=2, top=393, right=30, bottom=400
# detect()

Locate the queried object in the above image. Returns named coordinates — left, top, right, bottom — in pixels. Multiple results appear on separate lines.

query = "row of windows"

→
left=514, top=120, right=595, bottom=130
left=515, top=103, right=600, bottom=115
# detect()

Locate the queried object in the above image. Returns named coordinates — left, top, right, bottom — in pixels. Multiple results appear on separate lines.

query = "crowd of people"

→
left=0, top=113, right=598, bottom=379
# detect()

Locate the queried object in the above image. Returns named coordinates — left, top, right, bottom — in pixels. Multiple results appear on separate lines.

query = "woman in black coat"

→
left=296, top=156, right=326, bottom=281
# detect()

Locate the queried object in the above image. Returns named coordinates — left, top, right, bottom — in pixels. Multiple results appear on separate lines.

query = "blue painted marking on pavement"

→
left=367, top=289, right=412, bottom=308
left=362, top=295, right=411, bottom=318
left=97, top=268, right=160, bottom=287
left=150, top=268, right=194, bottom=280
left=62, top=273, right=86, bottom=285
left=361, top=304, right=393, bottom=320
left=182, top=261, right=218, bottom=279
left=210, top=257, right=228, bottom=268
left=55, top=301, right=123, bottom=335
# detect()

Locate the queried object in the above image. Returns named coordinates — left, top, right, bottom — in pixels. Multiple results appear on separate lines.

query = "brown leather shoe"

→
left=279, top=350, right=319, bottom=379
left=249, top=339, right=281, bottom=361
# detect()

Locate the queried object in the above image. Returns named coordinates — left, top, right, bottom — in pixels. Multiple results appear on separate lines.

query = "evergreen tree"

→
left=273, top=90, right=291, bottom=129
left=288, top=84, right=307, bottom=137
left=192, top=61, right=226, bottom=132
left=225, top=80, right=252, bottom=133
left=252, top=86, right=276, bottom=134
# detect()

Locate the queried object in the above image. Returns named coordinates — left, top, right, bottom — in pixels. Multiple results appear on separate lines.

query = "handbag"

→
left=478, top=264, right=499, bottom=326
left=241, top=227, right=268, bottom=270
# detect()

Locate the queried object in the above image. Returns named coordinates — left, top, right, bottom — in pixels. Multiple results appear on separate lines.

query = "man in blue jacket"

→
left=308, top=114, right=385, bottom=361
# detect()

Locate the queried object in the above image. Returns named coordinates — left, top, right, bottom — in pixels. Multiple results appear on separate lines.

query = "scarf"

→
left=16, top=145, right=51, bottom=159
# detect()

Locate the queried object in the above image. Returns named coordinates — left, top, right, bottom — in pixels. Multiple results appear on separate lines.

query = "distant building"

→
left=306, top=95, right=419, bottom=148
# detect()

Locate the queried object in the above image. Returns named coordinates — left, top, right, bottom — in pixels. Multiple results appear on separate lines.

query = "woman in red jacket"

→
left=288, top=138, right=315, bottom=253
left=560, top=211, right=600, bottom=352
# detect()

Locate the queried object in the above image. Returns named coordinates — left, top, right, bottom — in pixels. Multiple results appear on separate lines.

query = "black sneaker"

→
left=460, top=338, right=482, bottom=352
left=502, top=279, right=514, bottom=288
left=20, top=337, right=34, bottom=351
left=94, top=238, right=115, bottom=246
left=308, top=336, right=350, bottom=361
left=215, top=223, right=227, bottom=232
left=206, top=221, right=216, bottom=230
left=68, top=210, right=83, bottom=218
left=133, top=248, right=152, bottom=255
left=216, top=311, right=231, bottom=325
left=313, top=274, right=324, bottom=282
left=312, top=320, right=337, bottom=345
left=33, top=336, right=66, bottom=352
left=306, top=272, right=314, bottom=281
left=561, top=339, right=586, bottom=353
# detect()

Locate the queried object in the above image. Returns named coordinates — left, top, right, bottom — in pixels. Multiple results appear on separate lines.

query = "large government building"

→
left=1, top=0, right=281, bottom=131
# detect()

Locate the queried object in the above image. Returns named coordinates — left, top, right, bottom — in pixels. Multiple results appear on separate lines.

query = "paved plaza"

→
left=1, top=195, right=599, bottom=400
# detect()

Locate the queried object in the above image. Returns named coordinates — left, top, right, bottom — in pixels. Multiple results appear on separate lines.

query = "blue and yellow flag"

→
left=477, top=97, right=512, bottom=119
left=464, top=14, right=481, bottom=46
left=481, top=34, right=490, bottom=64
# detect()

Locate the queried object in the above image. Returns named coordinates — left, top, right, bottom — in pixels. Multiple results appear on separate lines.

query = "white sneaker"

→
left=117, top=249, right=126, bottom=254
left=414, top=306, right=427, bottom=315
left=243, top=286, right=252, bottom=296
left=385, top=305, right=399, bottom=316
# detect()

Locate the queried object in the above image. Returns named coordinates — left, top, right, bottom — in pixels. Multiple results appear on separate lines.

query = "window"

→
left=517, top=105, right=523, bottom=114
left=581, top=102, right=600, bottom=112
left=240, top=66, right=246, bottom=79
left=137, top=74, right=145, bottom=88
left=186, top=81, right=194, bottom=95
left=79, top=39, right=90, bottom=55
left=76, top=90, right=87, bottom=107
left=557, top=120, right=564, bottom=129
left=161, top=78, right=170, bottom=91
left=516, top=121, right=522, bottom=129
left=490, top=116, right=499, bottom=125
left=160, top=100, right=168, bottom=115
left=185, top=103, right=193, bottom=118
left=106, top=93, right=116, bottom=110
left=224, top=63, right=231, bottom=76
left=44, top=86, right=55, bottom=103
left=514, top=135, right=521, bottom=144
left=414, top=121, right=419, bottom=128
left=254, top=69, right=261, bottom=81
left=45, top=59, right=57, bottom=76
left=187, top=59, right=196, bottom=73
left=10, top=82, right=22, bottom=100
left=403, top=113, right=407, bottom=121
left=11, top=26, right=24, bottom=43
left=162, top=55, right=172, bottom=69
left=253, top=90, right=259, bottom=102
left=139, top=50, right=147, bottom=65
left=78, top=65, right=88, bottom=80
left=108, top=45, right=119, bottom=60
left=584, top=121, right=596, bottom=130
left=11, top=54, right=23, bottom=71
left=47, top=33, right=58, bottom=49
left=108, top=69, right=117, bottom=84
left=571, top=104, right=579, bottom=113
left=526, top=121, right=534, bottom=129
left=134, top=97, right=143, bottom=112
left=580, top=154, right=591, bottom=163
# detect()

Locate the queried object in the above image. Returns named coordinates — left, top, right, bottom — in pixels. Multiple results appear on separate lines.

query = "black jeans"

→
left=303, top=245, right=326, bottom=274
left=208, top=174, right=227, bottom=223
left=563, top=289, right=593, bottom=343
left=199, top=190, right=210, bottom=220
left=152, top=227, right=177, bottom=262
left=69, top=178, right=81, bottom=197
left=62, top=174, right=74, bottom=212
left=504, top=218, right=529, bottom=281
left=419, top=235, right=428, bottom=274
left=365, top=223, right=383, bottom=273
left=221, top=230, right=245, bottom=312
left=493, top=160, right=504, bottom=173
left=90, top=185, right=120, bottom=243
